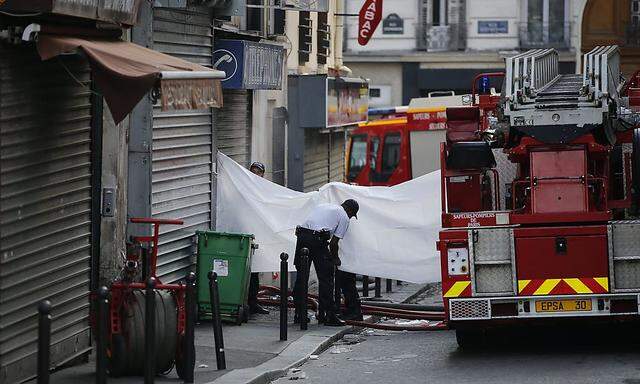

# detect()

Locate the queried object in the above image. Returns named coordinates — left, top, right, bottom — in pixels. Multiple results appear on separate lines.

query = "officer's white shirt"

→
left=301, top=203, right=350, bottom=239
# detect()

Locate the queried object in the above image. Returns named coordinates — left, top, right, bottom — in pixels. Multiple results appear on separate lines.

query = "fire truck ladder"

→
left=504, top=46, right=620, bottom=128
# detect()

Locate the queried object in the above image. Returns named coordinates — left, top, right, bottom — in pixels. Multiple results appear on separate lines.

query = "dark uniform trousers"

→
left=248, top=272, right=260, bottom=309
left=293, top=228, right=336, bottom=317
left=335, top=270, right=362, bottom=318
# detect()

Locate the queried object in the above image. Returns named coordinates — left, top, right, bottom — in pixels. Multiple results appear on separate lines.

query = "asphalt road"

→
left=273, top=290, right=640, bottom=384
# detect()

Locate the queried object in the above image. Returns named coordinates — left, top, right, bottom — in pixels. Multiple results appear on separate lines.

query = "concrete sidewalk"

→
left=41, top=282, right=428, bottom=384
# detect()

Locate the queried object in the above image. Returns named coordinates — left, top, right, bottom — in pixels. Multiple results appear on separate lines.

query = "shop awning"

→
left=36, top=34, right=225, bottom=124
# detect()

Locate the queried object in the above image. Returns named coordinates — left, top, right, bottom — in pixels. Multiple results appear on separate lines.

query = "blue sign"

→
left=478, top=20, right=508, bottom=34
left=214, top=40, right=244, bottom=89
left=214, top=39, right=284, bottom=90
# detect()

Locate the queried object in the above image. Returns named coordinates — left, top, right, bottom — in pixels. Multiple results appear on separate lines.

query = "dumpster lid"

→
left=195, top=230, right=255, bottom=239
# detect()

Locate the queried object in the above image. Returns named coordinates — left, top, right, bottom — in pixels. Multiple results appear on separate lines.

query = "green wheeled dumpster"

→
left=196, top=231, right=256, bottom=325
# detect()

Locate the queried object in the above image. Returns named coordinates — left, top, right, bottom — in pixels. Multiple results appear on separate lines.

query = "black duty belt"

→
left=296, top=226, right=331, bottom=241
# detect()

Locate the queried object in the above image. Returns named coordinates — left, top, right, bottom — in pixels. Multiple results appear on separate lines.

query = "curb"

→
left=206, top=283, right=427, bottom=384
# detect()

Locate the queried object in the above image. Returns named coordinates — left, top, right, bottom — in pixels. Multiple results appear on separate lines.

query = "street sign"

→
left=358, top=0, right=383, bottom=46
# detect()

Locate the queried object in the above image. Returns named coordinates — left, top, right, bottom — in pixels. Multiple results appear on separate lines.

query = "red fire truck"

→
left=347, top=77, right=503, bottom=187
left=437, top=46, right=640, bottom=346
left=346, top=93, right=472, bottom=186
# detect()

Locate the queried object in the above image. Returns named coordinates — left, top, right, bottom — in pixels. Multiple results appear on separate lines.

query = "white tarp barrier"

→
left=216, top=153, right=442, bottom=284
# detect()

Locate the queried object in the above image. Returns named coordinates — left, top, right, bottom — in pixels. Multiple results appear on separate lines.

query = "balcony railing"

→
left=416, top=23, right=466, bottom=52
left=519, top=21, right=572, bottom=50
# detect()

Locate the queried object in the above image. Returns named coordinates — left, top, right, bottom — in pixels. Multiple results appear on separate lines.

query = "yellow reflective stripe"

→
left=533, top=279, right=561, bottom=295
left=518, top=280, right=531, bottom=293
left=444, top=281, right=471, bottom=298
left=594, top=277, right=609, bottom=291
left=563, top=278, right=592, bottom=294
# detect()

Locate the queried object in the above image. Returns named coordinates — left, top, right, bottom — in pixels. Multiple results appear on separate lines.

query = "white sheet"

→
left=215, top=152, right=442, bottom=284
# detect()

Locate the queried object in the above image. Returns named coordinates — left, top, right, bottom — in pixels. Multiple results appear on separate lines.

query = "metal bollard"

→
left=280, top=253, right=289, bottom=341
left=183, top=272, right=197, bottom=383
left=362, top=275, right=369, bottom=297
left=386, top=279, right=393, bottom=293
left=96, top=287, right=109, bottom=384
left=37, top=300, right=52, bottom=384
left=208, top=271, right=226, bottom=370
left=375, top=277, right=382, bottom=298
left=299, top=248, right=309, bottom=331
left=144, top=277, right=156, bottom=384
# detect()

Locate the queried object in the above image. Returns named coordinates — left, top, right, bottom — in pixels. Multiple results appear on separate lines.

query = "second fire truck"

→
left=437, top=46, right=640, bottom=346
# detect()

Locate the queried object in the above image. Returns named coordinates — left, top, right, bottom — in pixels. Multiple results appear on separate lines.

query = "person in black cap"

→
left=293, top=199, right=359, bottom=326
left=247, top=162, right=270, bottom=315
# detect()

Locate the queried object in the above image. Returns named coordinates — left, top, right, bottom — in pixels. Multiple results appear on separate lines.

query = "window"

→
left=347, top=135, right=368, bottom=181
left=247, top=0, right=264, bottom=33
left=525, top=0, right=567, bottom=46
left=381, top=133, right=401, bottom=174
left=369, top=88, right=381, bottom=98
left=370, top=136, right=380, bottom=172
left=632, top=0, right=640, bottom=25
left=432, top=0, right=448, bottom=26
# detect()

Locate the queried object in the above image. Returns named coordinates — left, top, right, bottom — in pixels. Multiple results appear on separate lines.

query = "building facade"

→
left=344, top=0, right=584, bottom=108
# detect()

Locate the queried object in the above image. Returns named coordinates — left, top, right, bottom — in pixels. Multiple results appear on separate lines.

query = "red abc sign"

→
left=358, top=0, right=383, bottom=46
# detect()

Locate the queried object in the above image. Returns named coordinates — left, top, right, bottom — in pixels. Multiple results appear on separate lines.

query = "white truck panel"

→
left=409, top=130, right=446, bottom=178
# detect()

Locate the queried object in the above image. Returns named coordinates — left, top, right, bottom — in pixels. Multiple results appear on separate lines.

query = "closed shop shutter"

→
left=152, top=7, right=214, bottom=283
left=303, top=130, right=330, bottom=192
left=0, top=46, right=93, bottom=383
left=214, top=89, right=252, bottom=167
left=329, top=131, right=346, bottom=183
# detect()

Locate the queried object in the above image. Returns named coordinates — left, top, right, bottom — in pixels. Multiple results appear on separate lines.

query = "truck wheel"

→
left=455, top=329, right=485, bottom=349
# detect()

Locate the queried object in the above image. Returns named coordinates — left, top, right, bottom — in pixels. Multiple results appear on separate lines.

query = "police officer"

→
left=293, top=199, right=359, bottom=326
left=247, top=162, right=270, bottom=315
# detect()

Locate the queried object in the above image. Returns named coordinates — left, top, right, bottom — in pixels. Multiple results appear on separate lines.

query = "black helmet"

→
left=250, top=161, right=265, bottom=173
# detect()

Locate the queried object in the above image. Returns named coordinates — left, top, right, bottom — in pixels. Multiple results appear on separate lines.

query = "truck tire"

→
left=455, top=328, right=485, bottom=349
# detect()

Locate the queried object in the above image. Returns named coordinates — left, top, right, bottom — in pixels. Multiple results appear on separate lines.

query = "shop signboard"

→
left=326, top=77, right=369, bottom=127
left=214, top=39, right=285, bottom=90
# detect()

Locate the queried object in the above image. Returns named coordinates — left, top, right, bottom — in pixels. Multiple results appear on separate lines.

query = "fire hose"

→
left=257, top=285, right=448, bottom=331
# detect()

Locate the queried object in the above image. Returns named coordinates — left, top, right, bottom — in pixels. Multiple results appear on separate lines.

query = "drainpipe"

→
left=334, top=0, right=344, bottom=69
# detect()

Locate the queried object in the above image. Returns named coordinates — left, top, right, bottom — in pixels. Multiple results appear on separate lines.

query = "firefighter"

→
left=247, top=161, right=270, bottom=315
left=293, top=199, right=359, bottom=327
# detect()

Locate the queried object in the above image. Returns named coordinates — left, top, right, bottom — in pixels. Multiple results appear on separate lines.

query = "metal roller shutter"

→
left=214, top=89, right=252, bottom=167
left=303, top=130, right=330, bottom=192
left=0, top=46, right=93, bottom=383
left=330, top=131, right=346, bottom=183
left=152, top=7, right=214, bottom=283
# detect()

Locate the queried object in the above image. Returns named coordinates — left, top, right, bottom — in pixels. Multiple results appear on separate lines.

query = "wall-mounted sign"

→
left=0, top=0, right=142, bottom=25
left=327, top=78, right=369, bottom=127
left=478, top=20, right=508, bottom=34
left=214, top=39, right=284, bottom=90
left=358, top=0, right=383, bottom=46
left=382, top=13, right=404, bottom=34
